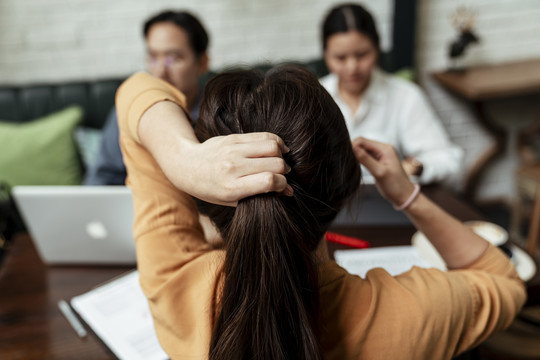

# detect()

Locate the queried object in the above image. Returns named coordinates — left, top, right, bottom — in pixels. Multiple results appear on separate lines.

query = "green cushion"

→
left=394, top=68, right=414, bottom=82
left=0, top=106, right=84, bottom=188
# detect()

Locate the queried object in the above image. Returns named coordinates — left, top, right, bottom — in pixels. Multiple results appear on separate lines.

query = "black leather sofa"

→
left=0, top=78, right=123, bottom=129
left=0, top=61, right=323, bottom=130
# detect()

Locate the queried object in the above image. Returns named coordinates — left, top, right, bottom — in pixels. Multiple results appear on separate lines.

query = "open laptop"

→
left=12, top=186, right=136, bottom=265
left=332, top=185, right=411, bottom=226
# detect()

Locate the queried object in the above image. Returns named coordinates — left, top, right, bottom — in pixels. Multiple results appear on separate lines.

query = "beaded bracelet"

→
left=394, top=184, right=421, bottom=211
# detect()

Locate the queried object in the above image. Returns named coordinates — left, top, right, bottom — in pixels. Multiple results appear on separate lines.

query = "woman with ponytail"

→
left=195, top=67, right=360, bottom=359
left=117, top=65, right=524, bottom=360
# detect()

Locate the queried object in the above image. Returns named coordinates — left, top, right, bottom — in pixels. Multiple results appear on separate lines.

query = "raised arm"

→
left=353, top=137, right=526, bottom=357
left=139, top=97, right=292, bottom=206
left=116, top=72, right=293, bottom=265
left=353, top=136, right=491, bottom=268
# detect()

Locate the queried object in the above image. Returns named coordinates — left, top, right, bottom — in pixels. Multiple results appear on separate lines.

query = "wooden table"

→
left=0, top=236, right=132, bottom=359
left=433, top=58, right=540, bottom=200
left=0, top=186, right=538, bottom=359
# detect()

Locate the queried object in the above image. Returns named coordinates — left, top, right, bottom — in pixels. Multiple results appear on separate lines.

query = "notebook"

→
left=12, top=186, right=136, bottom=265
left=70, top=270, right=168, bottom=360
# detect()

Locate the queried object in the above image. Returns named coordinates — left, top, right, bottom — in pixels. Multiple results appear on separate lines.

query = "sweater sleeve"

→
left=116, top=72, right=221, bottom=358
left=363, top=244, right=526, bottom=360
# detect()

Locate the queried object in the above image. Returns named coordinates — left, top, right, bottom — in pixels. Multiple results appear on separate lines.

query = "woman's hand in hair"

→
left=185, top=132, right=294, bottom=206
left=352, top=137, right=415, bottom=207
left=139, top=100, right=293, bottom=207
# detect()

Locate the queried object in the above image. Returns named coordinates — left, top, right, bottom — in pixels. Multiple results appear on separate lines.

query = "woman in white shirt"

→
left=320, top=3, right=464, bottom=186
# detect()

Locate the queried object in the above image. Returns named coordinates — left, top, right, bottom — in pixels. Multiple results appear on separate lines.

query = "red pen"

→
left=325, top=232, right=370, bottom=249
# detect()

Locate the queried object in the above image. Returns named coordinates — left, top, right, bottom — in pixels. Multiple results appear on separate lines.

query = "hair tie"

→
left=394, top=184, right=421, bottom=211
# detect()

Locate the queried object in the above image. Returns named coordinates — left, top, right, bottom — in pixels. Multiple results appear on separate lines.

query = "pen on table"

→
left=58, top=299, right=87, bottom=338
left=325, top=232, right=370, bottom=249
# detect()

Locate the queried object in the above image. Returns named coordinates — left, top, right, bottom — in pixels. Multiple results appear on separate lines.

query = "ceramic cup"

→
left=465, top=221, right=512, bottom=259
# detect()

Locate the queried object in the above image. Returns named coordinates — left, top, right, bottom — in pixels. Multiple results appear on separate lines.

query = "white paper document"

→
left=334, top=246, right=442, bottom=278
left=71, top=270, right=168, bottom=360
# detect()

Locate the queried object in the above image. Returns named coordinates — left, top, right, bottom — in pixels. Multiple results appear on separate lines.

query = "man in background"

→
left=84, top=10, right=210, bottom=185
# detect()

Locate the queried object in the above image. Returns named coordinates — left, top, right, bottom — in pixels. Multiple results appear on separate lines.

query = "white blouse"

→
left=320, top=69, right=464, bottom=187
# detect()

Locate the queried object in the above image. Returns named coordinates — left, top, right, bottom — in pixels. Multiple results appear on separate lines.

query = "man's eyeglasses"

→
left=146, top=55, right=182, bottom=68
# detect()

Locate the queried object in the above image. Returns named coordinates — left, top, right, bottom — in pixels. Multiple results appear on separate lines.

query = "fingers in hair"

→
left=237, top=172, right=292, bottom=198
left=236, top=140, right=284, bottom=158
left=230, top=132, right=290, bottom=154
left=244, top=157, right=291, bottom=175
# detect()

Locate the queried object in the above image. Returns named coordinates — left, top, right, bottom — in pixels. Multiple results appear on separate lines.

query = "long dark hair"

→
left=321, top=3, right=380, bottom=52
left=195, top=65, right=361, bottom=360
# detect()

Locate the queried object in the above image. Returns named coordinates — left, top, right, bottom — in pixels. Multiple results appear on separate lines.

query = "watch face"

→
left=403, top=157, right=423, bottom=177
left=415, top=162, right=424, bottom=176
left=412, top=157, right=423, bottom=176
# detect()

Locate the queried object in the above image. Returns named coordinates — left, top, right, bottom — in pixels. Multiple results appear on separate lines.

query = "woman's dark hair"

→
left=143, top=10, right=209, bottom=57
left=321, top=3, right=380, bottom=52
left=195, top=65, right=361, bottom=360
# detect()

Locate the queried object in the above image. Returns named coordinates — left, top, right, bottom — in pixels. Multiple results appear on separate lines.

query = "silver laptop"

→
left=12, top=186, right=136, bottom=265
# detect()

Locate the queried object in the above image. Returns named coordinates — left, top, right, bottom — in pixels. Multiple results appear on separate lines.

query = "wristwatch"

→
left=412, top=157, right=424, bottom=176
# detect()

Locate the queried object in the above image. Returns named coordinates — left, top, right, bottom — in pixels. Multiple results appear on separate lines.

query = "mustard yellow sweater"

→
left=117, top=72, right=526, bottom=360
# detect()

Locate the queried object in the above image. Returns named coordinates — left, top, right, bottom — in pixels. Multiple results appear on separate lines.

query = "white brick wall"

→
left=0, top=0, right=393, bottom=84
left=2, top=0, right=540, bottom=202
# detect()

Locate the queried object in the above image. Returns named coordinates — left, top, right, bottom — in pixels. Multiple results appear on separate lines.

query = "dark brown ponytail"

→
left=195, top=65, right=360, bottom=360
